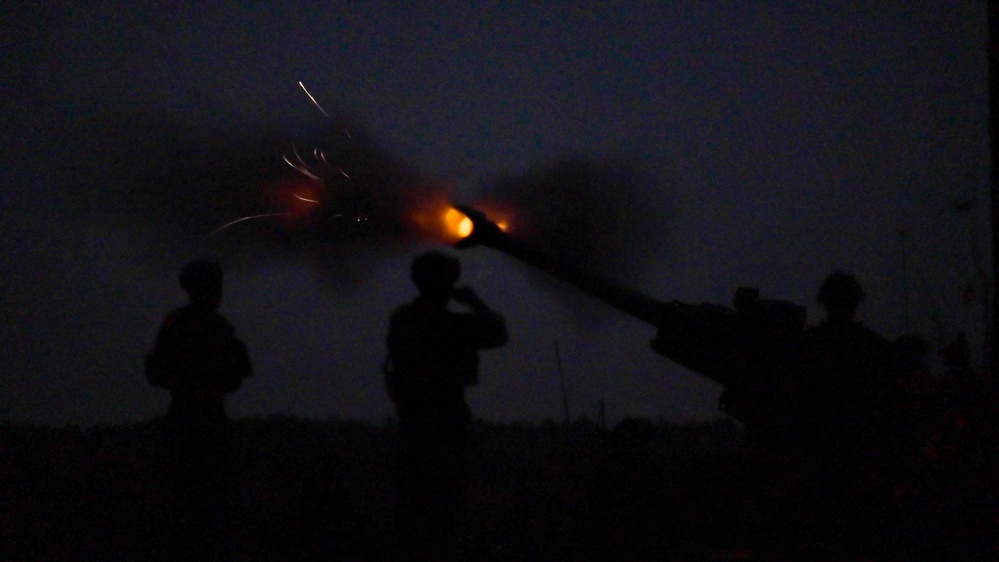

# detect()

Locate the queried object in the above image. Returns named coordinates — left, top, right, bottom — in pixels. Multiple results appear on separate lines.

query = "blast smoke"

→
left=476, top=155, right=669, bottom=318
left=67, top=103, right=668, bottom=302
left=64, top=106, right=460, bottom=288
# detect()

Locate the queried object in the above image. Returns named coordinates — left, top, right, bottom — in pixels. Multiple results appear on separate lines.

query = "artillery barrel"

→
left=451, top=205, right=774, bottom=391
left=481, top=227, right=667, bottom=328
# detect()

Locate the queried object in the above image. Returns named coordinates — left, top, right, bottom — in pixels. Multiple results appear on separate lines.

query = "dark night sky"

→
left=1, top=1, right=990, bottom=427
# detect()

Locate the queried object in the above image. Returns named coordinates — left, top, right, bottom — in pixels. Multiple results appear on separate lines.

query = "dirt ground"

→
left=2, top=416, right=995, bottom=561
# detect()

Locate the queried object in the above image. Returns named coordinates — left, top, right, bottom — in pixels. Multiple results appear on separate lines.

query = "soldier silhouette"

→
left=791, top=271, right=898, bottom=546
left=800, top=271, right=893, bottom=444
left=384, top=250, right=507, bottom=559
left=144, top=259, right=252, bottom=559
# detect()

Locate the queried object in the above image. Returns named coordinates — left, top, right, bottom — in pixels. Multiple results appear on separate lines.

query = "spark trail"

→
left=209, top=212, right=293, bottom=237
left=298, top=81, right=330, bottom=119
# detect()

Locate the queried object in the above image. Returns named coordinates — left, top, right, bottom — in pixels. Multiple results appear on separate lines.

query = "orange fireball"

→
left=408, top=200, right=511, bottom=244
left=444, top=207, right=473, bottom=238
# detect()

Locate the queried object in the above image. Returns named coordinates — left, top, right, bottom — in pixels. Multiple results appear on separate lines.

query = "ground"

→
left=1, top=415, right=994, bottom=561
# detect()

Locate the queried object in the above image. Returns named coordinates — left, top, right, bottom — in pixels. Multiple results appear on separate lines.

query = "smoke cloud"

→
left=474, top=155, right=671, bottom=318
left=60, top=107, right=462, bottom=288
left=63, top=103, right=669, bottom=303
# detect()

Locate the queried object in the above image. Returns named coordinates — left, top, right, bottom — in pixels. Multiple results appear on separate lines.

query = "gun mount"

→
left=452, top=205, right=997, bottom=553
left=453, top=205, right=807, bottom=431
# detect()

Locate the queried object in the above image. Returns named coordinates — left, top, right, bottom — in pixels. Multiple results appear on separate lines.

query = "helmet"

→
left=410, top=251, right=460, bottom=296
left=817, top=271, right=864, bottom=318
left=179, top=259, right=223, bottom=299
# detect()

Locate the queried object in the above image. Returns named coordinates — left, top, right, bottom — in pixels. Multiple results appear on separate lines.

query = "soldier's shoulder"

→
left=390, top=302, right=416, bottom=319
left=852, top=322, right=891, bottom=346
left=801, top=321, right=832, bottom=341
left=388, top=303, right=421, bottom=330
left=165, top=305, right=233, bottom=333
left=393, top=299, right=437, bottom=319
left=161, top=306, right=194, bottom=327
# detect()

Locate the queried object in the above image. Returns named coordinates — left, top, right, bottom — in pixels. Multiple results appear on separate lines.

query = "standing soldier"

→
left=800, top=271, right=893, bottom=452
left=145, top=259, right=252, bottom=559
left=385, top=250, right=508, bottom=559
left=791, top=271, right=897, bottom=550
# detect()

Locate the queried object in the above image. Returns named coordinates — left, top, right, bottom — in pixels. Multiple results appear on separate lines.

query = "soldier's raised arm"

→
left=452, top=286, right=508, bottom=349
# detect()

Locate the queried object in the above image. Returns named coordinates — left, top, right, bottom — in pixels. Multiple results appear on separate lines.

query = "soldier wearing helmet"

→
left=797, top=271, right=893, bottom=456
left=816, top=270, right=866, bottom=325
left=384, top=250, right=507, bottom=558
left=385, top=251, right=507, bottom=435
left=144, top=258, right=252, bottom=557
left=146, top=259, right=252, bottom=421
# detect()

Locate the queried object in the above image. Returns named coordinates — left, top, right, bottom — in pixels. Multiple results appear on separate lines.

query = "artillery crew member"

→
left=385, top=250, right=508, bottom=558
left=386, top=250, right=508, bottom=439
left=146, top=259, right=252, bottom=423
left=144, top=258, right=252, bottom=558
left=799, top=271, right=893, bottom=447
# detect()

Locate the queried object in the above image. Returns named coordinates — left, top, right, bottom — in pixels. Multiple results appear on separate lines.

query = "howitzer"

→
left=453, top=205, right=807, bottom=433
